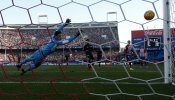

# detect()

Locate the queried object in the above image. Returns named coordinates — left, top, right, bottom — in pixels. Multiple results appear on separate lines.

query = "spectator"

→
left=139, top=46, right=146, bottom=66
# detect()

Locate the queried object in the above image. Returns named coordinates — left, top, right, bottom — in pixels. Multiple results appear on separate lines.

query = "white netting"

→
left=170, top=0, right=175, bottom=82
left=0, top=0, right=175, bottom=100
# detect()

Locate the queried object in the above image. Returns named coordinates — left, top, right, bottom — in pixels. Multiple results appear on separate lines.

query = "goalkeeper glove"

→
left=66, top=18, right=71, bottom=23
left=64, top=18, right=71, bottom=26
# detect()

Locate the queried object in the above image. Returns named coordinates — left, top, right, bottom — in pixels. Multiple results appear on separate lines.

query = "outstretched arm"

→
left=54, top=19, right=71, bottom=36
left=56, top=31, right=80, bottom=45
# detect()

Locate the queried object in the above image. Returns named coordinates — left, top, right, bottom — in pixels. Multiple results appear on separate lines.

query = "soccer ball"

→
left=144, top=10, right=155, bottom=20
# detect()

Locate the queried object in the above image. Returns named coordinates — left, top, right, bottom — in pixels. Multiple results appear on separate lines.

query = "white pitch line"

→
left=0, top=81, right=165, bottom=84
left=0, top=70, right=161, bottom=73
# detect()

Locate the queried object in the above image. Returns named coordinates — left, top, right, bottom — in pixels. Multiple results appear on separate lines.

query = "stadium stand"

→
left=0, top=22, right=119, bottom=65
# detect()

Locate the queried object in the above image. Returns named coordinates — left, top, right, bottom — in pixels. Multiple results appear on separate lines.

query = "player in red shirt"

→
left=124, top=40, right=134, bottom=70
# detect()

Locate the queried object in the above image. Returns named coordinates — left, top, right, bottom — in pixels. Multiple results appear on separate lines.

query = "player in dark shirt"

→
left=96, top=48, right=102, bottom=67
left=65, top=52, right=70, bottom=66
left=83, top=39, right=94, bottom=69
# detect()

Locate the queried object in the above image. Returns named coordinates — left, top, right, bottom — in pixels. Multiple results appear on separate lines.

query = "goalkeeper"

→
left=16, top=19, right=81, bottom=75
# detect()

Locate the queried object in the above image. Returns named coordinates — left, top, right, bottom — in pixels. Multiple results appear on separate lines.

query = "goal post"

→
left=163, top=0, right=173, bottom=83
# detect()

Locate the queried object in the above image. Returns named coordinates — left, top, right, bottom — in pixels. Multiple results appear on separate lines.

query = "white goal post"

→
left=163, top=0, right=174, bottom=84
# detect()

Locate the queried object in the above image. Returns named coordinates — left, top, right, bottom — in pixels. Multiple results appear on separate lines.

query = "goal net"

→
left=0, top=0, right=175, bottom=100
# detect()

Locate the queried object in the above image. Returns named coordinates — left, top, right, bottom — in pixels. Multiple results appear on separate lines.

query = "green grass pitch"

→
left=0, top=64, right=175, bottom=100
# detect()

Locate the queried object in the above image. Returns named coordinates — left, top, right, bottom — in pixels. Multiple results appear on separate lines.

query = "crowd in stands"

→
left=0, top=26, right=120, bottom=64
left=0, top=26, right=119, bottom=49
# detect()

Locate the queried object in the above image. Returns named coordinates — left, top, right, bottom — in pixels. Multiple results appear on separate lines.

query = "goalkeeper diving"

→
left=16, top=18, right=81, bottom=75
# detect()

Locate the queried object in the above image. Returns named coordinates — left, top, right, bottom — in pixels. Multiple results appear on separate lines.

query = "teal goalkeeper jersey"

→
left=40, top=35, right=76, bottom=57
left=39, top=23, right=76, bottom=57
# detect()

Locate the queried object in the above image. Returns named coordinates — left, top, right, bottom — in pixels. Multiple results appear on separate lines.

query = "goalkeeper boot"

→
left=20, top=69, right=25, bottom=75
left=16, top=64, right=22, bottom=71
